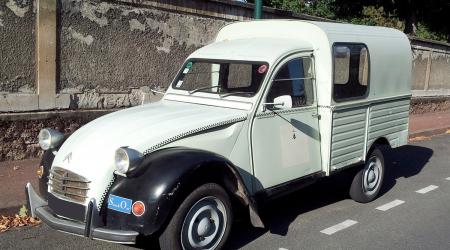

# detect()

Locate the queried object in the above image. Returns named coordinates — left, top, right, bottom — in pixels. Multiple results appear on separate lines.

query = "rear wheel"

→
left=350, top=146, right=386, bottom=203
left=159, top=183, right=233, bottom=250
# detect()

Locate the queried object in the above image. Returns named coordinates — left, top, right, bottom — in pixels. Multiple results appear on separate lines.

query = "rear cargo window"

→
left=333, top=44, right=370, bottom=101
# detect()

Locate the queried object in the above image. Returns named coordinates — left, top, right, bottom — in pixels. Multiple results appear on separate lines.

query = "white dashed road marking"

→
left=279, top=248, right=289, bottom=250
left=320, top=220, right=358, bottom=235
left=376, top=199, right=405, bottom=211
left=416, top=185, right=439, bottom=194
left=446, top=177, right=450, bottom=180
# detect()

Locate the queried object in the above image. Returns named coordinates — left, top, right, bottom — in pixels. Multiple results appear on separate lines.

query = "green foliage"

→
left=415, top=23, right=448, bottom=42
left=305, top=0, right=336, bottom=19
left=265, top=0, right=449, bottom=43
left=19, top=205, right=28, bottom=217
left=344, top=6, right=404, bottom=31
left=268, top=0, right=336, bottom=19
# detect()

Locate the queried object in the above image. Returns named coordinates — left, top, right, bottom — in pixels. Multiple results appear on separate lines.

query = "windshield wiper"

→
left=219, top=92, right=254, bottom=98
left=189, top=85, right=221, bottom=94
left=150, top=88, right=165, bottom=95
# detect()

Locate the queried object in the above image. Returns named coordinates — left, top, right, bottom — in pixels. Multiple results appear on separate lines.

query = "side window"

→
left=358, top=47, right=369, bottom=86
left=333, top=47, right=350, bottom=84
left=266, top=57, right=314, bottom=108
left=333, top=44, right=370, bottom=101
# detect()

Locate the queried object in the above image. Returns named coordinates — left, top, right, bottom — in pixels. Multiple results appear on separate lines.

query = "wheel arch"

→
left=38, top=150, right=54, bottom=200
left=367, top=137, right=391, bottom=155
left=105, top=147, right=264, bottom=236
left=37, top=134, right=71, bottom=200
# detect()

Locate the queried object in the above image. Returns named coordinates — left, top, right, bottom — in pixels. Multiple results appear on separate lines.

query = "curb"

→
left=408, top=126, right=450, bottom=140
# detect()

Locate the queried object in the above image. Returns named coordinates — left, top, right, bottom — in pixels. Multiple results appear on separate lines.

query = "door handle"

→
left=312, top=113, right=321, bottom=119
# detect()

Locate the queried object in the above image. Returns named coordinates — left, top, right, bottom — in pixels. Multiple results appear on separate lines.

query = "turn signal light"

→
left=132, top=201, right=145, bottom=216
left=37, top=166, right=44, bottom=179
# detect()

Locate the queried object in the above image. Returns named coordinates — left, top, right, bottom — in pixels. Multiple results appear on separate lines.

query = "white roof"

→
left=189, top=38, right=313, bottom=64
left=211, top=20, right=411, bottom=101
left=189, top=20, right=409, bottom=66
left=215, top=20, right=407, bottom=45
left=308, top=20, right=406, bottom=39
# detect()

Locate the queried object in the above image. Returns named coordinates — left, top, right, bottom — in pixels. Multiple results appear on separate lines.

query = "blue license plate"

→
left=107, top=194, right=132, bottom=214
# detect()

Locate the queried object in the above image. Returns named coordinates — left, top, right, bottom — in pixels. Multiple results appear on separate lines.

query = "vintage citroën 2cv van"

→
left=26, top=20, right=411, bottom=249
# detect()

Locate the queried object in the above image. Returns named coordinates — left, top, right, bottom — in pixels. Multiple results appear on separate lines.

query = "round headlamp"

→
left=114, top=147, right=143, bottom=175
left=38, top=128, right=64, bottom=151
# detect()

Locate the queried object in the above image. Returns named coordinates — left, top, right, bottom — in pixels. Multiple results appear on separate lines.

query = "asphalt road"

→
left=1, top=134, right=449, bottom=250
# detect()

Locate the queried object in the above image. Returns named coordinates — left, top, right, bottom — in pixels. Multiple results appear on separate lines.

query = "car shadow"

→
left=132, top=145, right=433, bottom=250
left=379, top=144, right=433, bottom=196
left=226, top=144, right=433, bottom=249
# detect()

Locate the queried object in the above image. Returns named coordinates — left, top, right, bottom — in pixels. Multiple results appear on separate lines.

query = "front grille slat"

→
left=48, top=177, right=90, bottom=189
left=49, top=167, right=90, bottom=203
left=48, top=185, right=89, bottom=198
left=49, top=169, right=90, bottom=183
left=47, top=181, right=90, bottom=191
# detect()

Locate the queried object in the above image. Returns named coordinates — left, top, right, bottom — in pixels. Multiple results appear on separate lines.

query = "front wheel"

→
left=350, top=146, right=386, bottom=203
left=159, top=183, right=233, bottom=250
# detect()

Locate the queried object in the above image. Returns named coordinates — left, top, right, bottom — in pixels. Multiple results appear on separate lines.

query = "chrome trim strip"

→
left=98, top=176, right=115, bottom=209
left=255, top=106, right=316, bottom=118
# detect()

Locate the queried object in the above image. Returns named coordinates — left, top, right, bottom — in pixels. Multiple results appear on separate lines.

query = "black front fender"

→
left=38, top=133, right=71, bottom=200
left=38, top=150, right=55, bottom=200
left=104, top=147, right=263, bottom=236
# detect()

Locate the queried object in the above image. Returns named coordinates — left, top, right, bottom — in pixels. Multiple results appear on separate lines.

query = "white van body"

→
left=166, top=20, right=411, bottom=190
left=27, top=20, right=412, bottom=248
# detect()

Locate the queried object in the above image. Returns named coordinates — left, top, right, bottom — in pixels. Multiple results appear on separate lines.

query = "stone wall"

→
left=0, top=0, right=35, bottom=93
left=0, top=0, right=332, bottom=111
left=0, top=0, right=450, bottom=161
left=57, top=0, right=229, bottom=109
left=1, top=0, right=449, bottom=111
left=411, top=37, right=450, bottom=96
left=56, top=0, right=324, bottom=109
left=59, top=0, right=227, bottom=93
left=1, top=0, right=448, bottom=111
left=0, top=110, right=111, bottom=161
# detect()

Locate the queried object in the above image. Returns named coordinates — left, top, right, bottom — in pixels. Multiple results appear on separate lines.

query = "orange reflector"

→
left=132, top=201, right=145, bottom=216
left=37, top=166, right=44, bottom=179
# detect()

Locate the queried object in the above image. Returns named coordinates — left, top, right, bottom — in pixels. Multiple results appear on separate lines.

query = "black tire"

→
left=159, top=183, right=233, bottom=250
left=349, top=146, right=386, bottom=203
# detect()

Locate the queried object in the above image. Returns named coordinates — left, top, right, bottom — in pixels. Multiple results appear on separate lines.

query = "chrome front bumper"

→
left=25, top=183, right=139, bottom=244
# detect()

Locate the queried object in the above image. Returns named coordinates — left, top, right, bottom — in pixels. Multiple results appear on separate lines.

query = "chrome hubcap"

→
left=181, top=196, right=227, bottom=250
left=363, top=156, right=382, bottom=195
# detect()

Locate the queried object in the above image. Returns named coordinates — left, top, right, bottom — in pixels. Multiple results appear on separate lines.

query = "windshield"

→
left=172, top=60, right=269, bottom=97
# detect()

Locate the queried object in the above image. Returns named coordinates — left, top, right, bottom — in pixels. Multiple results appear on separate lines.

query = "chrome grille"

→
left=48, top=167, right=90, bottom=203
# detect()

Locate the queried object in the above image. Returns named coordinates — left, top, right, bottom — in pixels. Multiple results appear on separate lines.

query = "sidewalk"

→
left=409, top=111, right=450, bottom=138
left=1, top=111, right=449, bottom=215
left=0, top=159, right=39, bottom=215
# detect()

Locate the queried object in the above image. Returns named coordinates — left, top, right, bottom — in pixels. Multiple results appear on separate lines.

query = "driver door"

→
left=251, top=54, right=322, bottom=189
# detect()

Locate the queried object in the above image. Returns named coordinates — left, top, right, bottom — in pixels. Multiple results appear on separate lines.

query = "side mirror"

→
left=262, top=95, right=292, bottom=111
